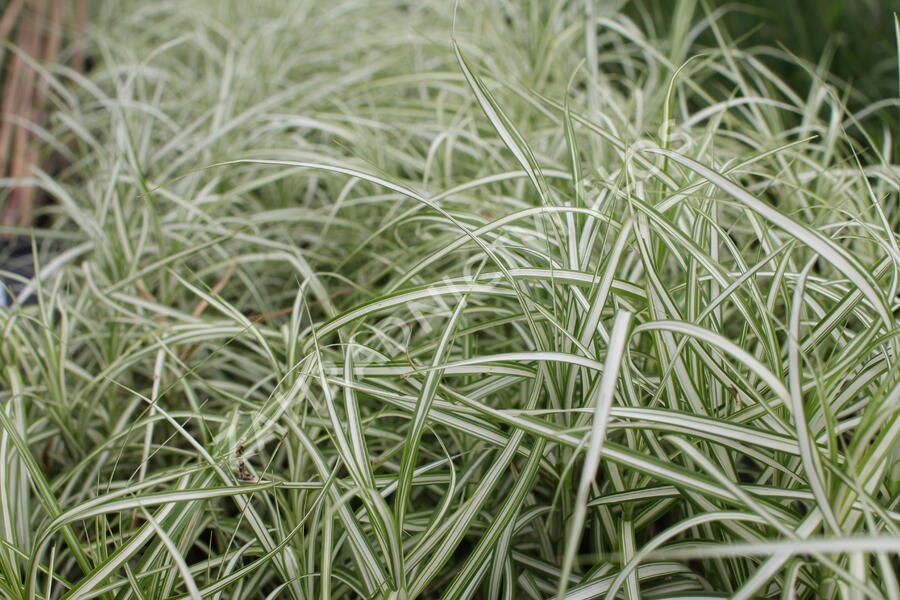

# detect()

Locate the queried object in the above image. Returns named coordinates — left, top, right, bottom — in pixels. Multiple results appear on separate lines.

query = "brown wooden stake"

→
left=2, top=0, right=44, bottom=226
left=72, top=0, right=89, bottom=73
left=0, top=1, right=27, bottom=180
left=1, top=0, right=83, bottom=228
left=0, top=0, right=26, bottom=59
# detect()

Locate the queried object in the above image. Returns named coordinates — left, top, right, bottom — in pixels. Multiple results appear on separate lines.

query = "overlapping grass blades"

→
left=0, top=1, right=897, bottom=599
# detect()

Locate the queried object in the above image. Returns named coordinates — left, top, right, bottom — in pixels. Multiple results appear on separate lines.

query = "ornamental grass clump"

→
left=0, top=1, right=897, bottom=599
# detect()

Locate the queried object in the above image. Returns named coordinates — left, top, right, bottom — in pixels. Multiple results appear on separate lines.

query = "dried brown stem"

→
left=191, top=255, right=238, bottom=317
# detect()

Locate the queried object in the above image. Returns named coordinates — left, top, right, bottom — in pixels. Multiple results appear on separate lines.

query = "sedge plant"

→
left=0, top=1, right=897, bottom=599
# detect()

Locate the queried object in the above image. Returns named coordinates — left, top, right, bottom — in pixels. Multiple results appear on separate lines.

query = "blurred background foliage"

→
left=0, top=0, right=898, bottom=227
left=635, top=0, right=899, bottom=104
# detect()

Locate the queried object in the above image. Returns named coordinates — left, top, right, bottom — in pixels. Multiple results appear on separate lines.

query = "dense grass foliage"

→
left=0, top=1, right=898, bottom=599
